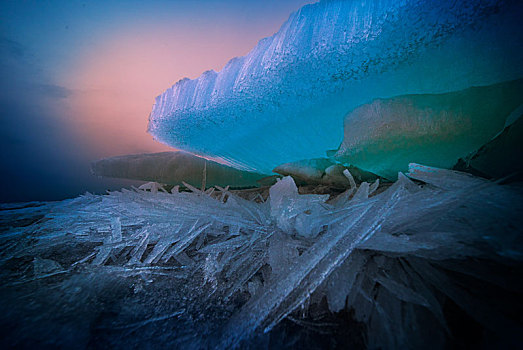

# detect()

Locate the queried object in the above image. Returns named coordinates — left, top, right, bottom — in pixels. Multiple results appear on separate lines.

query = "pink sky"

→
left=0, top=0, right=316, bottom=201
left=60, top=3, right=315, bottom=160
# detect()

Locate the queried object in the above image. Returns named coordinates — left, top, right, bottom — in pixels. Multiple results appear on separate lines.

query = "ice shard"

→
left=1, top=165, right=522, bottom=348
left=148, top=0, right=523, bottom=174
left=3, top=0, right=523, bottom=348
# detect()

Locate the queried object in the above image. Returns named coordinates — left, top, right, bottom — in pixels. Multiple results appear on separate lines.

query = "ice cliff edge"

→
left=148, top=0, right=523, bottom=175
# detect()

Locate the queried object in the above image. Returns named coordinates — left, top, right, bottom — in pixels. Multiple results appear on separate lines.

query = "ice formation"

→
left=336, top=79, right=523, bottom=179
left=454, top=109, right=523, bottom=179
left=91, top=151, right=267, bottom=188
left=273, top=158, right=379, bottom=188
left=3, top=0, right=523, bottom=348
left=1, top=165, right=522, bottom=348
left=148, top=0, right=523, bottom=175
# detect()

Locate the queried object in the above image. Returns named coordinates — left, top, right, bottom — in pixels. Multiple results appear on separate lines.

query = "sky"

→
left=0, top=0, right=316, bottom=202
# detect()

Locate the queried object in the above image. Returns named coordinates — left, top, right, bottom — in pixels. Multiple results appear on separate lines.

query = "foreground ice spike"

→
left=148, top=0, right=523, bottom=174
left=1, top=165, right=522, bottom=348
left=269, top=176, right=329, bottom=237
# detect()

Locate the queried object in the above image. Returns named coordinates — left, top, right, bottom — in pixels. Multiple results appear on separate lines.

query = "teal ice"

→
left=148, top=0, right=523, bottom=177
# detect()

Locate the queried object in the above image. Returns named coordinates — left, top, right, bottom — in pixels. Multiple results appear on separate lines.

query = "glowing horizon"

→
left=59, top=1, right=317, bottom=160
left=0, top=0, right=316, bottom=202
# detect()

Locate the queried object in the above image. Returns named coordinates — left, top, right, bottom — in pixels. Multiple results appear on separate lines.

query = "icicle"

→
left=3, top=162, right=523, bottom=348
left=144, top=238, right=175, bottom=264
left=127, top=230, right=150, bottom=265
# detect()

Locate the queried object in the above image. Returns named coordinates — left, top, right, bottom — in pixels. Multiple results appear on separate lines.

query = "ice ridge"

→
left=148, top=0, right=523, bottom=174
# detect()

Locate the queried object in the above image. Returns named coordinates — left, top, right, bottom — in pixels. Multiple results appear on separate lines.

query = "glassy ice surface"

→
left=148, top=0, right=523, bottom=175
left=1, top=165, right=522, bottom=348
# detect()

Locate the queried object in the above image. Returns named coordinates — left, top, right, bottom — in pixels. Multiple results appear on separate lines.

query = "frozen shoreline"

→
left=1, top=164, right=522, bottom=348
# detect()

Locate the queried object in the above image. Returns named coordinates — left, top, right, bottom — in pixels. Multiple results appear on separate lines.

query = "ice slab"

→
left=2, top=165, right=522, bottom=348
left=454, top=109, right=523, bottom=179
left=91, top=151, right=267, bottom=188
left=335, top=79, right=523, bottom=179
left=148, top=0, right=523, bottom=174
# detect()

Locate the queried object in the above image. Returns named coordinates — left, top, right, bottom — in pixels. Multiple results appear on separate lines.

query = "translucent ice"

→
left=336, top=79, right=523, bottom=179
left=273, top=158, right=375, bottom=188
left=273, top=158, right=335, bottom=184
left=2, top=165, right=522, bottom=348
left=454, top=110, right=523, bottom=179
left=91, top=151, right=267, bottom=188
left=269, top=176, right=329, bottom=237
left=148, top=0, right=523, bottom=174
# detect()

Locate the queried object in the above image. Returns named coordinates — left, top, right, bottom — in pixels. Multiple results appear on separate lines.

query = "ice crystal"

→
left=0, top=165, right=522, bottom=348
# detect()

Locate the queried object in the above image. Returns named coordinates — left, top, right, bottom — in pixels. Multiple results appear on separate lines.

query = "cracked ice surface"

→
left=1, top=165, right=522, bottom=348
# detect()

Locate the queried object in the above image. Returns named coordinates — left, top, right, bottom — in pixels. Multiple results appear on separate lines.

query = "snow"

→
left=148, top=0, right=523, bottom=175
left=1, top=165, right=522, bottom=347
